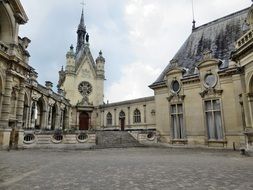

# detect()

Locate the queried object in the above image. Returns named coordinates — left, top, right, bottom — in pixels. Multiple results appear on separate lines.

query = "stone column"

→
left=48, top=106, right=52, bottom=129
left=143, top=105, right=147, bottom=123
left=16, top=82, right=25, bottom=128
left=128, top=107, right=130, bottom=126
left=0, top=73, right=13, bottom=128
left=114, top=108, right=117, bottom=128
left=55, top=112, right=60, bottom=129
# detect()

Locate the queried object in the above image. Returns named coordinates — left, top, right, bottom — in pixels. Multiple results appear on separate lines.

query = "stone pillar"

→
left=55, top=112, right=60, bottom=129
left=143, top=105, right=146, bottom=123
left=114, top=108, right=116, bottom=128
left=0, top=73, right=13, bottom=128
left=60, top=110, right=64, bottom=129
left=128, top=107, right=130, bottom=126
left=30, top=101, right=37, bottom=129
left=16, top=82, right=25, bottom=128
left=48, top=106, right=52, bottom=129
left=64, top=109, right=69, bottom=129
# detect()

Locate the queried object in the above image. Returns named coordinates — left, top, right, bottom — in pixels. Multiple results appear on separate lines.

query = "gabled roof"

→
left=151, top=7, right=249, bottom=87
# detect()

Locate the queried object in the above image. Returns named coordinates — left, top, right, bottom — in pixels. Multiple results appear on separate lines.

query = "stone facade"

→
left=0, top=0, right=70, bottom=149
left=1, top=1, right=253, bottom=152
left=150, top=6, right=253, bottom=151
left=58, top=10, right=105, bottom=131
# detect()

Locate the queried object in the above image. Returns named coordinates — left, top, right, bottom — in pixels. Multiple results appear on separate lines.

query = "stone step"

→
left=95, top=131, right=143, bottom=148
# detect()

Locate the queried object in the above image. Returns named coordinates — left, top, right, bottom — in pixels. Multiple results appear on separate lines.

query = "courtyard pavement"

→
left=0, top=147, right=253, bottom=190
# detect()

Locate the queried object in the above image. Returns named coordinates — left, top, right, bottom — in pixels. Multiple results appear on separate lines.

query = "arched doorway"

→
left=119, top=111, right=125, bottom=131
left=79, top=112, right=89, bottom=130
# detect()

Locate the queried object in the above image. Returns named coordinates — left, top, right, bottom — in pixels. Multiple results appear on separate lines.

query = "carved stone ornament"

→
left=202, top=49, right=213, bottom=60
left=170, top=59, right=179, bottom=69
left=199, top=88, right=223, bottom=98
left=167, top=94, right=185, bottom=102
left=60, top=103, right=66, bottom=110
left=48, top=98, right=55, bottom=106
left=31, top=91, right=41, bottom=101
left=77, top=96, right=91, bottom=106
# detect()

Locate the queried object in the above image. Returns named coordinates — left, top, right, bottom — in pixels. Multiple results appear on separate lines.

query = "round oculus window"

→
left=78, top=81, right=92, bottom=96
left=171, top=80, right=180, bottom=93
left=204, top=74, right=216, bottom=88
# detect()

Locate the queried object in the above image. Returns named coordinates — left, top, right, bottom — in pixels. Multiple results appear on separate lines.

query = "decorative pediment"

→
left=167, top=94, right=185, bottom=102
left=199, top=88, right=223, bottom=98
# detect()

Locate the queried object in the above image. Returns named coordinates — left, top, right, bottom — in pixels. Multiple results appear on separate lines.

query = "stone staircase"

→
left=95, top=131, right=144, bottom=148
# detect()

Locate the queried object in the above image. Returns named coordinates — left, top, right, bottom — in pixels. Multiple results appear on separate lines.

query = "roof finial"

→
left=192, top=0, right=196, bottom=31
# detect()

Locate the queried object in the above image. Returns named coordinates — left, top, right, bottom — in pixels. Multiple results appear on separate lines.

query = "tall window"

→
left=171, top=104, right=184, bottom=139
left=106, top=112, right=112, bottom=125
left=205, top=99, right=223, bottom=140
left=133, top=109, right=141, bottom=123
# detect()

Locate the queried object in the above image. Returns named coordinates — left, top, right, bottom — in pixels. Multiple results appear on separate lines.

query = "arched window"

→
left=106, top=112, right=112, bottom=125
left=133, top=109, right=141, bottom=123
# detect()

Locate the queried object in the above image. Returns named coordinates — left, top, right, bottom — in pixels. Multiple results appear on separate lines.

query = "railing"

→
left=236, top=30, right=253, bottom=49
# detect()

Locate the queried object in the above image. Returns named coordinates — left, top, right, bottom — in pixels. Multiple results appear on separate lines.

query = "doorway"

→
left=119, top=111, right=125, bottom=131
left=79, top=112, right=89, bottom=130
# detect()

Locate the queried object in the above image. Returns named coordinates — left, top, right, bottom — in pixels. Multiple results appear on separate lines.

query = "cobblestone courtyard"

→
left=0, top=148, right=253, bottom=190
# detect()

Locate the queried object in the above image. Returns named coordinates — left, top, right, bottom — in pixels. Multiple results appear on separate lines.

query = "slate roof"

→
left=151, top=7, right=250, bottom=87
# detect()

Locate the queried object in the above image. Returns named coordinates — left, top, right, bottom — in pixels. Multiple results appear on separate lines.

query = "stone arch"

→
left=36, top=97, right=47, bottom=129
left=0, top=72, right=4, bottom=119
left=119, top=111, right=125, bottom=131
left=0, top=3, right=15, bottom=43
left=51, top=102, right=60, bottom=130
left=248, top=73, right=253, bottom=93
left=106, top=112, right=112, bottom=126
left=133, top=109, right=141, bottom=123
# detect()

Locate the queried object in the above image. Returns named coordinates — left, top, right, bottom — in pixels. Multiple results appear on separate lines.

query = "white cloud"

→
left=105, top=61, right=160, bottom=103
left=19, top=0, right=252, bottom=103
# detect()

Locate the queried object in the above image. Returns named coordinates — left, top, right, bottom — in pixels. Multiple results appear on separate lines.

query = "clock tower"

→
left=58, top=9, right=105, bottom=130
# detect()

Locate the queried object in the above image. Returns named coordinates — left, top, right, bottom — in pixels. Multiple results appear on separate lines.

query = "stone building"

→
left=0, top=0, right=70, bottom=149
left=1, top=0, right=253, bottom=151
left=149, top=6, right=253, bottom=150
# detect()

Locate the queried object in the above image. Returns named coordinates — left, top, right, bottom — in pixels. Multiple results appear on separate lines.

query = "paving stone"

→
left=0, top=148, right=252, bottom=190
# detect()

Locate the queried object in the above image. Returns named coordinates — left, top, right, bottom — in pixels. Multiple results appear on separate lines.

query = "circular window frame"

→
left=203, top=73, right=217, bottom=89
left=78, top=81, right=93, bottom=96
left=147, top=132, right=156, bottom=141
left=170, top=80, right=181, bottom=94
left=51, top=134, right=63, bottom=144
left=23, top=133, right=36, bottom=144
left=76, top=133, right=89, bottom=143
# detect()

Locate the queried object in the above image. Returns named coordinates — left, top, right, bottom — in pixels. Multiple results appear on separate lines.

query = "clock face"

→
left=78, top=81, right=92, bottom=96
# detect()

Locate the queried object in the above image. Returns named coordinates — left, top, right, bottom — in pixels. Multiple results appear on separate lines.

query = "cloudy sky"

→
left=19, top=0, right=251, bottom=103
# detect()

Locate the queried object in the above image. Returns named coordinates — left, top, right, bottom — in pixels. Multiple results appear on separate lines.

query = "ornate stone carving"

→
left=202, top=49, right=213, bottom=60
left=48, top=98, right=55, bottom=106
left=31, top=91, right=41, bottom=101
left=199, top=88, right=223, bottom=98
left=60, top=103, right=66, bottom=110
left=167, top=94, right=185, bottom=102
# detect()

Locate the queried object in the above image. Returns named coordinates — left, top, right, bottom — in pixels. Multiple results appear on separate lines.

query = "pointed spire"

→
left=76, top=8, right=87, bottom=53
left=78, top=9, right=86, bottom=32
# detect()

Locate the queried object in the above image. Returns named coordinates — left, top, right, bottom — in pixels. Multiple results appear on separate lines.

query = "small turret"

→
left=65, top=45, right=75, bottom=73
left=96, top=50, right=105, bottom=79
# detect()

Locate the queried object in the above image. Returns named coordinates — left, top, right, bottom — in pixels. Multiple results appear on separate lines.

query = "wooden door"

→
left=79, top=112, right=89, bottom=130
left=120, top=118, right=125, bottom=131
